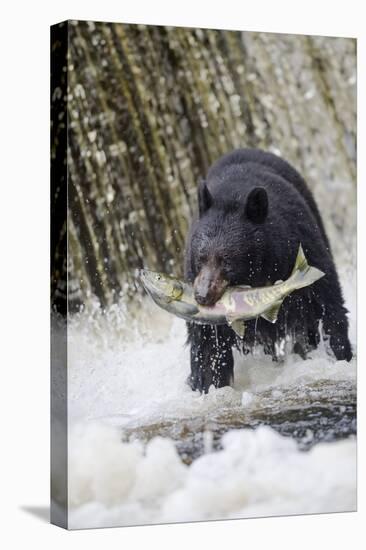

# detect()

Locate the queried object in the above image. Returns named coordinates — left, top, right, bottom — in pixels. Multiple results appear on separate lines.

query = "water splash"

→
left=64, top=269, right=356, bottom=527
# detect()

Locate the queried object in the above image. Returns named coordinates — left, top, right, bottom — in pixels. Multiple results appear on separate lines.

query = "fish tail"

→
left=288, top=244, right=325, bottom=290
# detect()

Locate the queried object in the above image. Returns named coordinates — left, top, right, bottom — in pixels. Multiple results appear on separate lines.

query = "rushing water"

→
left=64, top=268, right=356, bottom=529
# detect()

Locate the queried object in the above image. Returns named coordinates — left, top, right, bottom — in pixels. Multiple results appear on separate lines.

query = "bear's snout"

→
left=194, top=264, right=228, bottom=306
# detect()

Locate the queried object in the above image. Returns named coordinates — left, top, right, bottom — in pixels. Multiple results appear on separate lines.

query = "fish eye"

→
left=156, top=274, right=161, bottom=281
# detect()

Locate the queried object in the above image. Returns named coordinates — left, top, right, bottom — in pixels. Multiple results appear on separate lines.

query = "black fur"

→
left=185, top=148, right=352, bottom=393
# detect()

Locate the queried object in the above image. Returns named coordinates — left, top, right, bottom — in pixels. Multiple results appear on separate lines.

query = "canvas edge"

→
left=50, top=20, right=69, bottom=530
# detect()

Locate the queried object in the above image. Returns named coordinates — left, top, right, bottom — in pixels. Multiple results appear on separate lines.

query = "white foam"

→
left=67, top=423, right=356, bottom=529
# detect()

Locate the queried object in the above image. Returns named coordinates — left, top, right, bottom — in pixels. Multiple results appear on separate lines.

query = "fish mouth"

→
left=138, top=268, right=147, bottom=281
left=139, top=268, right=154, bottom=285
left=140, top=270, right=158, bottom=291
left=138, top=269, right=171, bottom=303
left=138, top=269, right=152, bottom=292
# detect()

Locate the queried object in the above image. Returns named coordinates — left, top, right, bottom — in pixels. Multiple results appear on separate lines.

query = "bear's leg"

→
left=263, top=338, right=282, bottom=361
left=293, top=321, right=321, bottom=359
left=260, top=322, right=286, bottom=362
left=308, top=324, right=320, bottom=350
left=293, top=336, right=309, bottom=360
left=322, top=306, right=352, bottom=361
left=187, top=323, right=235, bottom=393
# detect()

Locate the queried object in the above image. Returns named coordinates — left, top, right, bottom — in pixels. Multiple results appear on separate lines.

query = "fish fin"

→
left=274, top=279, right=283, bottom=285
left=228, top=319, right=246, bottom=339
left=291, top=244, right=308, bottom=276
left=261, top=299, right=283, bottom=323
left=289, top=244, right=325, bottom=289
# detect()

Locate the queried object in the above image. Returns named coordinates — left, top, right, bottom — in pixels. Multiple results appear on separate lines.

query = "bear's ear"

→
left=198, top=179, right=212, bottom=217
left=245, top=187, right=268, bottom=223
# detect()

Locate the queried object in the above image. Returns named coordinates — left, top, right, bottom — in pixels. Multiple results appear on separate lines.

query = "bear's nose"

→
left=194, top=264, right=228, bottom=306
left=194, top=290, right=217, bottom=307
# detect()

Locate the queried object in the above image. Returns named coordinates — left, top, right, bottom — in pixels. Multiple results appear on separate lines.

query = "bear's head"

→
left=189, top=180, right=269, bottom=306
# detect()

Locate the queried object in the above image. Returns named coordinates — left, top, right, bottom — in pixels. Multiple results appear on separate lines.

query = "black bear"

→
left=184, top=149, right=352, bottom=393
